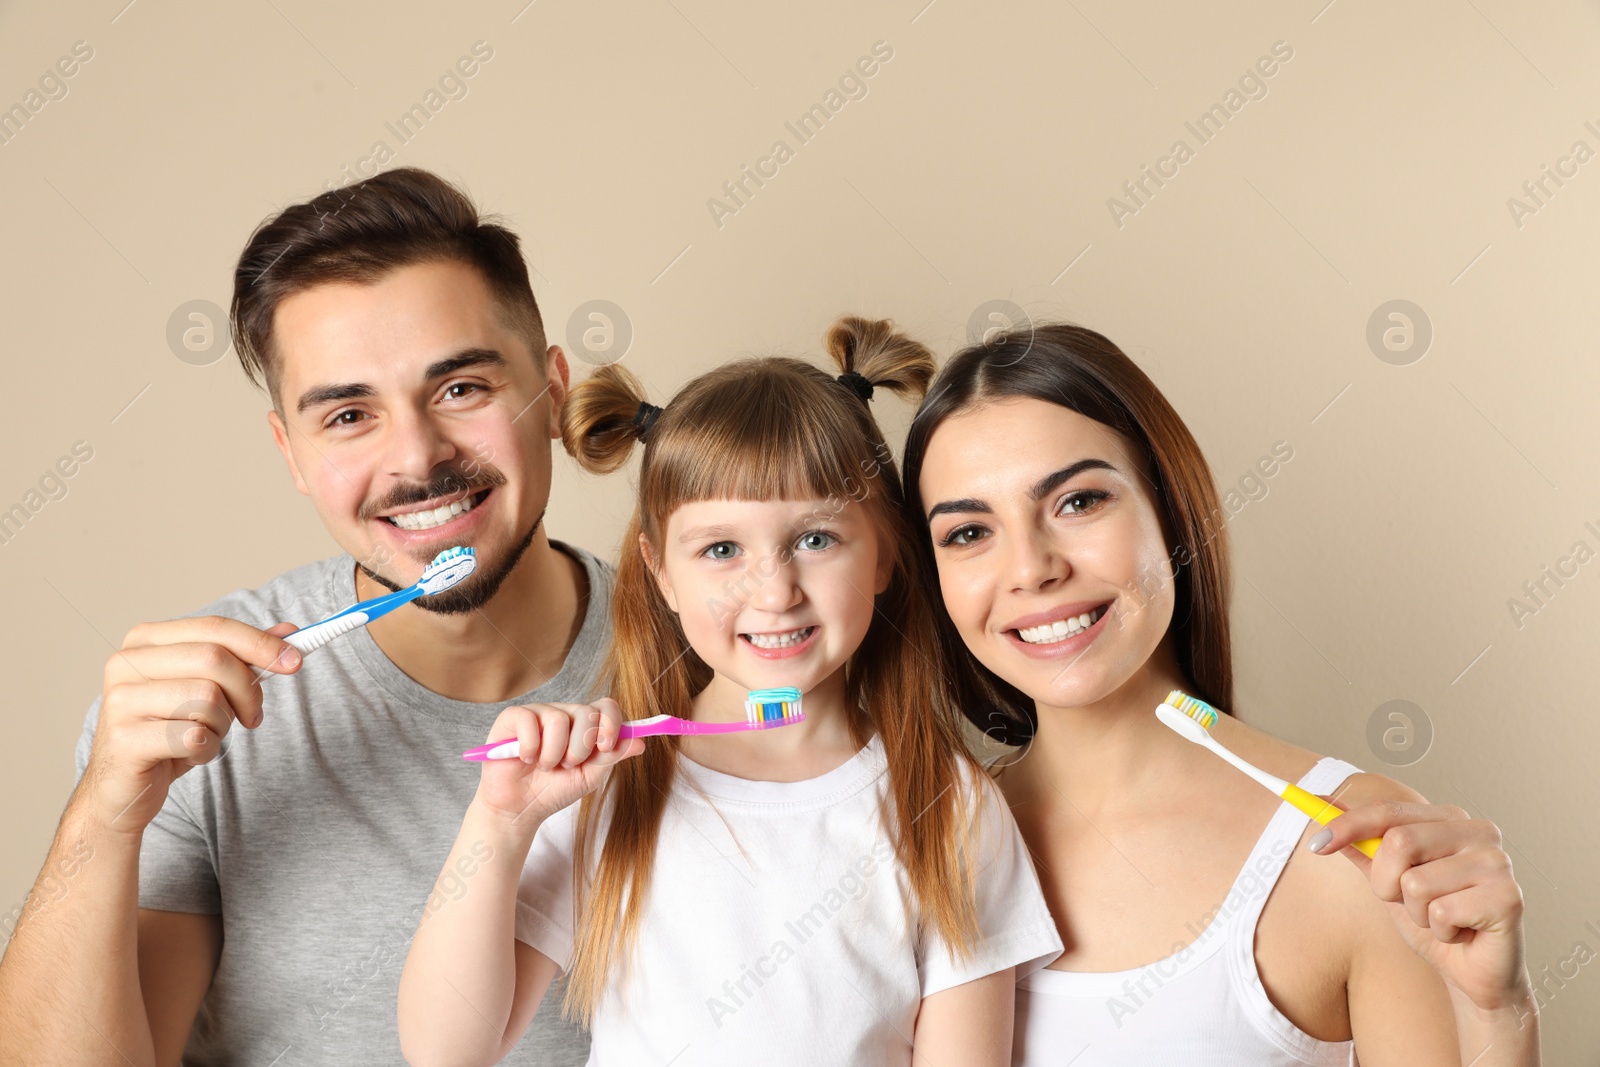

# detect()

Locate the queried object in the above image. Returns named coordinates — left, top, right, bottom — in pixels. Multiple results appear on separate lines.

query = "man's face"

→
left=267, top=259, right=567, bottom=613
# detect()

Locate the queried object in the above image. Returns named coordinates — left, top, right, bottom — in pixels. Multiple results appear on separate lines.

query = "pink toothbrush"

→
left=461, top=687, right=803, bottom=761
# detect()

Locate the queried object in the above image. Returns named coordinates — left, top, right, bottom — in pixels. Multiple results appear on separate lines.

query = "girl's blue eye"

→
left=703, top=542, right=740, bottom=561
left=1059, top=490, right=1109, bottom=515
left=797, top=531, right=836, bottom=552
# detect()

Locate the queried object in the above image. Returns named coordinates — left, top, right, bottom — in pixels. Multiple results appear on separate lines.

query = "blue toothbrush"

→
left=283, top=546, right=477, bottom=656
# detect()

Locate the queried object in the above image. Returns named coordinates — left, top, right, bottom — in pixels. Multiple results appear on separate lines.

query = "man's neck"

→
left=356, top=532, right=589, bottom=703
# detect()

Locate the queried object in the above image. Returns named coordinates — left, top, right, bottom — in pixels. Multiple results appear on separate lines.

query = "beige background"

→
left=3, top=0, right=1597, bottom=1059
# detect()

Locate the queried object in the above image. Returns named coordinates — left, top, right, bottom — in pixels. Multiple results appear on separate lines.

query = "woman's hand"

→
left=473, top=698, right=644, bottom=832
left=1311, top=799, right=1533, bottom=1015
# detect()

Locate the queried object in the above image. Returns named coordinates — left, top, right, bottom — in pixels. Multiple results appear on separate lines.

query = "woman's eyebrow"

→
left=926, top=497, right=990, bottom=521
left=1028, top=458, right=1116, bottom=501
left=926, top=458, right=1117, bottom=521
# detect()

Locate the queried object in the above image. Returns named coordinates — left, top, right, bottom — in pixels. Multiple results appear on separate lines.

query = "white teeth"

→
left=387, top=492, right=479, bottom=531
left=744, top=626, right=814, bottom=650
left=1016, top=607, right=1106, bottom=645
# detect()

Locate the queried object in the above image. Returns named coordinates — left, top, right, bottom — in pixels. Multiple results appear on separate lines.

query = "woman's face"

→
left=918, top=396, right=1177, bottom=710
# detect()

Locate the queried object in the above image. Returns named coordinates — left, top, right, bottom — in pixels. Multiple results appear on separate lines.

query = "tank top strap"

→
left=1222, top=756, right=1364, bottom=1066
left=1223, top=756, right=1363, bottom=944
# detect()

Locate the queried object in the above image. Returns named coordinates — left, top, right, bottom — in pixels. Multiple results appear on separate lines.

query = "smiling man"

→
left=0, top=169, right=603, bottom=1065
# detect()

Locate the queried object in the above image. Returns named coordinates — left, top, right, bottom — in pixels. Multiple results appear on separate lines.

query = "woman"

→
left=901, top=323, right=1539, bottom=1065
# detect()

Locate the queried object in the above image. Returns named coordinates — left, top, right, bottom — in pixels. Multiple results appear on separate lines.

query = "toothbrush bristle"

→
left=1165, top=689, right=1218, bottom=730
left=743, top=687, right=804, bottom=728
left=424, top=546, right=475, bottom=572
left=415, top=546, right=477, bottom=593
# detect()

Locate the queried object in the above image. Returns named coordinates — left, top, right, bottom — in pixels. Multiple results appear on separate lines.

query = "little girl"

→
left=399, top=317, right=1062, bottom=1065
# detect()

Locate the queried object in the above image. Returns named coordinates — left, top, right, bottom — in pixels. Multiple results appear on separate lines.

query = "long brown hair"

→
left=558, top=317, right=987, bottom=1022
left=901, top=322, right=1234, bottom=747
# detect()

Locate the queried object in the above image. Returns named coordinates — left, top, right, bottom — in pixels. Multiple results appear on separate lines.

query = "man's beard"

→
left=360, top=508, right=545, bottom=615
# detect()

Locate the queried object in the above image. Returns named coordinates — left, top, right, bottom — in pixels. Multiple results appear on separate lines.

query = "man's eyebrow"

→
left=295, top=348, right=510, bottom=416
left=925, top=458, right=1118, bottom=521
left=423, top=347, right=508, bottom=381
left=296, top=381, right=373, bottom=416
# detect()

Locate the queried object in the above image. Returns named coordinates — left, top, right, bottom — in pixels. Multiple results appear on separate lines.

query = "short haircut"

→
left=230, top=168, right=546, bottom=406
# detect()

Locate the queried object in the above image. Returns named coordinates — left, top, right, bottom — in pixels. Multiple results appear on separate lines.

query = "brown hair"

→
left=230, top=167, right=546, bottom=405
left=558, top=316, right=987, bottom=1022
left=901, top=322, right=1234, bottom=747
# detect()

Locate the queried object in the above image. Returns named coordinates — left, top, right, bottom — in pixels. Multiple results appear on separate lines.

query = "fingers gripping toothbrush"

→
left=461, top=687, right=805, bottom=761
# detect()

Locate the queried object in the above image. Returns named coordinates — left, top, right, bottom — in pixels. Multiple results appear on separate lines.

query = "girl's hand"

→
left=1311, top=799, right=1532, bottom=1013
left=473, top=698, right=644, bottom=831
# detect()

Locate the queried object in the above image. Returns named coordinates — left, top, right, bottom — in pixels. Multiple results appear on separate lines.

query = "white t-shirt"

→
left=515, top=735, right=1063, bottom=1065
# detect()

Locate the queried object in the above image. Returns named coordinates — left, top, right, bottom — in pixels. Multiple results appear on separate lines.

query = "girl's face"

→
left=917, top=397, right=1177, bottom=710
left=645, top=497, right=894, bottom=697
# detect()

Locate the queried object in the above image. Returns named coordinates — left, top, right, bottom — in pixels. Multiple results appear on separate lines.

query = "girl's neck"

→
left=1003, top=643, right=1196, bottom=817
left=681, top=667, right=861, bottom=783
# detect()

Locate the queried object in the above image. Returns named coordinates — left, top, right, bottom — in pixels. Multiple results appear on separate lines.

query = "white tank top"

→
left=1013, top=757, right=1362, bottom=1066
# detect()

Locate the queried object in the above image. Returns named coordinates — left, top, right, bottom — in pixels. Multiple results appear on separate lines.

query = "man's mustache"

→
left=360, top=465, right=507, bottom=521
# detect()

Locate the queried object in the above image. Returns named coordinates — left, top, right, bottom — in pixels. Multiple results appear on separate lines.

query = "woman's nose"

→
left=1007, top=525, right=1070, bottom=593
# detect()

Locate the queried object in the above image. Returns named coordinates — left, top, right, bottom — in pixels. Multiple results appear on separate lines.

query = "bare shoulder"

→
left=1215, top=717, right=1431, bottom=811
left=1327, top=770, right=1428, bottom=807
left=1210, top=714, right=1321, bottom=783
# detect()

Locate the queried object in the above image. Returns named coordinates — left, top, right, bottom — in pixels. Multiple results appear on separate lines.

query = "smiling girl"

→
left=399, top=318, right=1062, bottom=1065
left=902, top=323, right=1538, bottom=1066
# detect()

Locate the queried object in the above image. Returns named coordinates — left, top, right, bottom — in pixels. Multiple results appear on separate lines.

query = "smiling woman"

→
left=901, top=322, right=1540, bottom=1067
left=905, top=324, right=1234, bottom=746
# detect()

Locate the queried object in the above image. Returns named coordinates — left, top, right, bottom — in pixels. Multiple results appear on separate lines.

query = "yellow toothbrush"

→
left=1157, top=690, right=1382, bottom=859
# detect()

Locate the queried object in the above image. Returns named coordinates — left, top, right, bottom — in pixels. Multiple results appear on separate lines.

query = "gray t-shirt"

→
left=74, top=541, right=610, bottom=1066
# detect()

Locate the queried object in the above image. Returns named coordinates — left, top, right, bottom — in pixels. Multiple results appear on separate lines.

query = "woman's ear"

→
left=639, top=532, right=679, bottom=612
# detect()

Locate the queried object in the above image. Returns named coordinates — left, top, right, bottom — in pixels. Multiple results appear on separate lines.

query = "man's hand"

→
left=80, top=616, right=304, bottom=835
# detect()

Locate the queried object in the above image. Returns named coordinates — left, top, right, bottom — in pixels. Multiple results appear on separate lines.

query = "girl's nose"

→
left=747, top=551, right=804, bottom=613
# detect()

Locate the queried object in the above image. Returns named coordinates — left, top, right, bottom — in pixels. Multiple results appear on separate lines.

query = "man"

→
left=0, top=168, right=601, bottom=1065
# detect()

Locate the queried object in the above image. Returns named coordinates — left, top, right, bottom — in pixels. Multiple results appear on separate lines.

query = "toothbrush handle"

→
left=462, top=738, right=521, bottom=761
left=460, top=716, right=795, bottom=759
left=284, top=610, right=371, bottom=656
left=619, top=719, right=761, bottom=738
left=281, top=586, right=424, bottom=657
left=1283, top=784, right=1382, bottom=859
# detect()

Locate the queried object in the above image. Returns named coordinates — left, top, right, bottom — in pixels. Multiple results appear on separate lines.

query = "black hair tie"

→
left=631, top=401, right=663, bottom=441
left=836, top=371, right=875, bottom=403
